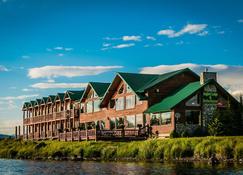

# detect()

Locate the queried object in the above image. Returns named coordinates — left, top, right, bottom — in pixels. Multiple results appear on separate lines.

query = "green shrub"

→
left=234, top=143, right=243, bottom=160
left=215, top=139, right=234, bottom=159
left=170, top=130, right=179, bottom=138
left=84, top=145, right=101, bottom=158
left=101, top=146, right=117, bottom=160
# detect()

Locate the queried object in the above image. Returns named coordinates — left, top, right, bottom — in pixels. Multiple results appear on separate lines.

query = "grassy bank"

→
left=0, top=137, right=243, bottom=162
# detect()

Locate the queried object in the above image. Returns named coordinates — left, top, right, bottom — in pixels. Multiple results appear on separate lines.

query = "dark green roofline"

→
left=22, top=68, right=200, bottom=108
left=80, top=82, right=110, bottom=102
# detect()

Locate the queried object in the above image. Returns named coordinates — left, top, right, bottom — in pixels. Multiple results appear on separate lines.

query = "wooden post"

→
left=78, top=130, right=81, bottom=141
left=18, top=125, right=21, bottom=139
left=85, top=123, right=88, bottom=140
left=15, top=126, right=18, bottom=139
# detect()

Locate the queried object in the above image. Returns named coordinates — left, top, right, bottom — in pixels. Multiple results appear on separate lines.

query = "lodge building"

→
left=22, top=68, right=241, bottom=141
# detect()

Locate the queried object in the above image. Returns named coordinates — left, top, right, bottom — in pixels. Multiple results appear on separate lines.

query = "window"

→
left=118, top=85, right=124, bottom=94
left=150, top=112, right=171, bottom=126
left=150, top=114, right=160, bottom=126
left=161, top=112, right=171, bottom=125
left=126, top=85, right=132, bottom=93
left=116, top=97, right=124, bottom=110
left=116, top=117, right=124, bottom=129
left=109, top=99, right=115, bottom=109
left=126, top=95, right=135, bottom=109
left=110, top=118, right=116, bottom=130
left=86, top=101, right=93, bottom=113
left=87, top=91, right=93, bottom=99
left=93, top=100, right=100, bottom=112
left=185, top=110, right=200, bottom=124
left=136, top=96, right=142, bottom=105
left=136, top=114, right=144, bottom=127
left=126, top=115, right=136, bottom=128
left=186, top=94, right=200, bottom=106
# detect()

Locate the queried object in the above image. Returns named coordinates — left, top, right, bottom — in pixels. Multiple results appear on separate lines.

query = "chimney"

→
left=200, top=68, right=217, bottom=85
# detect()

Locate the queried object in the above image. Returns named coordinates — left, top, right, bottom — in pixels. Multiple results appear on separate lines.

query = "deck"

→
left=23, top=127, right=149, bottom=141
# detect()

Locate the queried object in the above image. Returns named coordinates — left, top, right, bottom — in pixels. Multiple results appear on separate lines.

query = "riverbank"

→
left=0, top=137, right=243, bottom=162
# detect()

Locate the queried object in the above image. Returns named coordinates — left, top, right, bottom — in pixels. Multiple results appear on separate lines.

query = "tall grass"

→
left=0, top=136, right=243, bottom=161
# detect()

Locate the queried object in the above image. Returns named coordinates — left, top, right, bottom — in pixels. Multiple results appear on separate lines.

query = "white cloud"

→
left=122, top=35, right=141, bottom=41
left=22, top=55, right=30, bottom=59
left=22, top=88, right=34, bottom=92
left=46, top=48, right=52, bottom=52
left=65, top=48, right=73, bottom=51
left=54, top=46, right=64, bottom=50
left=57, top=53, right=64, bottom=57
left=103, top=37, right=120, bottom=41
left=217, top=31, right=225, bottom=35
left=237, top=19, right=243, bottom=23
left=198, top=31, right=208, bottom=36
left=28, top=65, right=123, bottom=79
left=102, top=43, right=111, bottom=47
left=157, top=24, right=208, bottom=38
left=31, top=82, right=88, bottom=89
left=154, top=43, right=163, bottom=47
left=113, top=43, right=135, bottom=49
left=157, top=29, right=175, bottom=36
left=146, top=36, right=156, bottom=41
left=140, top=63, right=243, bottom=98
left=0, top=65, right=8, bottom=72
left=0, top=94, right=39, bottom=101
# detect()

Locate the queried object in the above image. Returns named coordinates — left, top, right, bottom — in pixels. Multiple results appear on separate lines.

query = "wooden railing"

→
left=25, top=127, right=149, bottom=141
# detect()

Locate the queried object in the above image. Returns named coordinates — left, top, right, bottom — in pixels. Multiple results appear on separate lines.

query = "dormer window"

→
left=118, top=85, right=124, bottom=94
left=126, top=85, right=132, bottom=93
left=186, top=94, right=200, bottom=106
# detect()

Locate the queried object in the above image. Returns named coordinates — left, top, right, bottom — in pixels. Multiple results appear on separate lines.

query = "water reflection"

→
left=0, top=159, right=242, bottom=175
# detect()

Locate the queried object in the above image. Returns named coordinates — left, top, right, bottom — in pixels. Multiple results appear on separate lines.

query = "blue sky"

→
left=0, top=0, right=243, bottom=134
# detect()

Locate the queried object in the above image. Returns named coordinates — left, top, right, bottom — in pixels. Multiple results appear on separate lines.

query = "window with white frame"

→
left=186, top=94, right=200, bottom=106
left=126, top=115, right=136, bottom=128
left=116, top=97, right=124, bottom=110
left=93, top=100, right=100, bottom=112
left=86, top=101, right=93, bottom=113
left=161, top=112, right=171, bottom=125
left=136, top=114, right=144, bottom=127
left=126, top=95, right=135, bottom=109
left=126, top=85, right=132, bottom=93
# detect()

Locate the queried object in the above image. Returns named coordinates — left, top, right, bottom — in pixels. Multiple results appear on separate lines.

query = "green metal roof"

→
left=48, top=95, right=56, bottom=103
left=55, top=93, right=65, bottom=102
left=67, top=90, right=84, bottom=101
left=118, top=72, right=159, bottom=92
left=34, top=99, right=42, bottom=106
left=145, top=81, right=204, bottom=113
left=41, top=97, right=48, bottom=104
left=22, top=102, right=30, bottom=109
left=138, top=68, right=199, bottom=92
left=89, top=82, right=111, bottom=97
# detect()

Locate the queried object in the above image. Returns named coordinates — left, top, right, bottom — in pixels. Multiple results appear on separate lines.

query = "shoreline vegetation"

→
left=0, top=137, right=243, bottom=163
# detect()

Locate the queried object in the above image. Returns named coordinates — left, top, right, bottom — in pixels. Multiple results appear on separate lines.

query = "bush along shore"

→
left=0, top=137, right=243, bottom=163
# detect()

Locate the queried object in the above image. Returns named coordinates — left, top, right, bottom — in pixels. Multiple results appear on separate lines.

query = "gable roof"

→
left=145, top=80, right=239, bottom=113
left=100, top=68, right=199, bottom=107
left=89, top=82, right=111, bottom=97
left=34, top=99, right=42, bottom=106
left=66, top=90, right=84, bottom=101
left=55, top=93, right=65, bottom=102
left=80, top=82, right=110, bottom=102
left=22, top=102, right=30, bottom=110
left=41, top=97, right=48, bottom=105
left=137, top=68, right=199, bottom=92
left=47, top=95, right=56, bottom=103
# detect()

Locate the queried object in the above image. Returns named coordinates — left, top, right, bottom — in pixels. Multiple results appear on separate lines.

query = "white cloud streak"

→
left=28, top=65, right=123, bottom=79
left=113, top=43, right=135, bottom=49
left=31, top=82, right=88, bottom=89
left=140, top=63, right=243, bottom=97
left=122, top=35, right=141, bottom=41
left=0, top=94, right=39, bottom=101
left=0, top=65, right=8, bottom=72
left=237, top=19, right=243, bottom=23
left=157, top=24, right=208, bottom=38
left=146, top=36, right=156, bottom=40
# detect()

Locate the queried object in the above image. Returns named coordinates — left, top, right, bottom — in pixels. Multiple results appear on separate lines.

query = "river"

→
left=0, top=159, right=243, bottom=175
